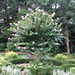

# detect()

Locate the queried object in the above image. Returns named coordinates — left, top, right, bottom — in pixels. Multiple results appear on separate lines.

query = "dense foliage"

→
left=8, top=8, right=64, bottom=54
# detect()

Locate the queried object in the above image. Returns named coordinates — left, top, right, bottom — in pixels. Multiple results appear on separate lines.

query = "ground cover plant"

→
left=0, top=66, right=31, bottom=75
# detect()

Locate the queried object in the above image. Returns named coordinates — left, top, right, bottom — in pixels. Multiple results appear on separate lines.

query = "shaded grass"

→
left=0, top=53, right=5, bottom=57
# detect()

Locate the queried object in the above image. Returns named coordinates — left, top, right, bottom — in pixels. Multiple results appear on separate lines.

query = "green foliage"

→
left=28, top=66, right=53, bottom=75
left=62, top=64, right=75, bottom=71
left=55, top=54, right=68, bottom=61
left=67, top=59, right=75, bottom=64
left=46, top=58, right=67, bottom=66
left=10, top=58, right=34, bottom=64
left=5, top=51, right=18, bottom=60
left=0, top=57, right=11, bottom=66
left=55, top=0, right=75, bottom=52
left=6, top=42, right=15, bottom=51
left=48, top=45, right=60, bottom=56
left=70, top=67, right=75, bottom=74
left=8, top=8, right=64, bottom=54
left=0, top=43, right=6, bottom=52
left=0, top=0, right=18, bottom=44
left=6, top=42, right=19, bottom=52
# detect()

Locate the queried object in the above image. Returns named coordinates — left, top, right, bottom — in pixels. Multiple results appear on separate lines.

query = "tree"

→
left=54, top=0, right=75, bottom=54
left=0, top=0, right=18, bottom=43
left=8, top=8, right=64, bottom=61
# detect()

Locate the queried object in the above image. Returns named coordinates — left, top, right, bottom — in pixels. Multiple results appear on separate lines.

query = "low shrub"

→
left=46, top=58, right=67, bottom=66
left=67, top=59, right=75, bottom=64
left=10, top=58, right=34, bottom=64
left=5, top=51, right=18, bottom=60
left=62, top=64, right=75, bottom=71
left=27, top=66, right=53, bottom=75
left=17, top=64, right=53, bottom=75
left=0, top=43, right=6, bottom=52
left=0, top=57, right=11, bottom=66
left=70, top=67, right=75, bottom=74
left=55, top=54, right=68, bottom=61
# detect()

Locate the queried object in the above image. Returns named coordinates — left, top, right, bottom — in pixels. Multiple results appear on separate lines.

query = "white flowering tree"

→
left=8, top=8, right=64, bottom=59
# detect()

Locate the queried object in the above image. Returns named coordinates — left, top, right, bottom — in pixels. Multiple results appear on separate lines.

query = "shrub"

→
left=0, top=57, right=11, bottom=66
left=6, top=42, right=15, bottom=51
left=5, top=51, right=18, bottom=60
left=0, top=43, right=6, bottom=52
left=28, top=66, right=53, bottom=75
left=70, top=67, right=75, bottom=74
left=62, top=64, right=75, bottom=71
left=53, top=69, right=74, bottom=75
left=55, top=54, right=68, bottom=61
left=10, top=58, right=34, bottom=64
left=67, top=59, right=75, bottom=64
left=48, top=45, right=61, bottom=56
left=6, top=42, right=19, bottom=52
left=45, top=58, right=67, bottom=66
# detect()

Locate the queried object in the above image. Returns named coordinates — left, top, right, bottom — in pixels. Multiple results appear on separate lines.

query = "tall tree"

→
left=55, top=0, right=75, bottom=54
left=0, top=0, right=18, bottom=43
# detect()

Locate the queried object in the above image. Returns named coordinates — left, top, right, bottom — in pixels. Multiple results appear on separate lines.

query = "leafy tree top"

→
left=8, top=8, right=64, bottom=53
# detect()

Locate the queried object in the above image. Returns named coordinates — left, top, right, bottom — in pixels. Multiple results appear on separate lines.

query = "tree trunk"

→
left=35, top=53, right=40, bottom=63
left=66, top=23, right=70, bottom=54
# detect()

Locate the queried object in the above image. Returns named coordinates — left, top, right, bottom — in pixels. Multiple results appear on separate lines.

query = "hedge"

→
left=67, top=59, right=75, bottom=64
left=45, top=58, right=68, bottom=66
left=27, top=66, right=53, bottom=75
left=9, top=58, right=34, bottom=64
left=62, top=64, right=75, bottom=71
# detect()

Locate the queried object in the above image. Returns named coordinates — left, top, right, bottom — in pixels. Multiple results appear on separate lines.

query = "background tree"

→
left=54, top=0, right=75, bottom=54
left=0, top=0, right=18, bottom=51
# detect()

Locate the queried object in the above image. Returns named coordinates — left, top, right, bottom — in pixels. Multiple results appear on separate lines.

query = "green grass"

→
left=18, top=54, right=26, bottom=56
left=0, top=53, right=5, bottom=57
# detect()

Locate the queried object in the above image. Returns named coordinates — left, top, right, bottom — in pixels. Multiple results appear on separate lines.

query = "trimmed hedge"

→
left=9, top=58, right=34, bottom=64
left=70, top=67, right=75, bottom=74
left=46, top=58, right=68, bottom=66
left=62, top=64, right=75, bottom=71
left=27, top=66, right=53, bottom=75
left=10, top=57, right=75, bottom=65
left=67, top=59, right=75, bottom=64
